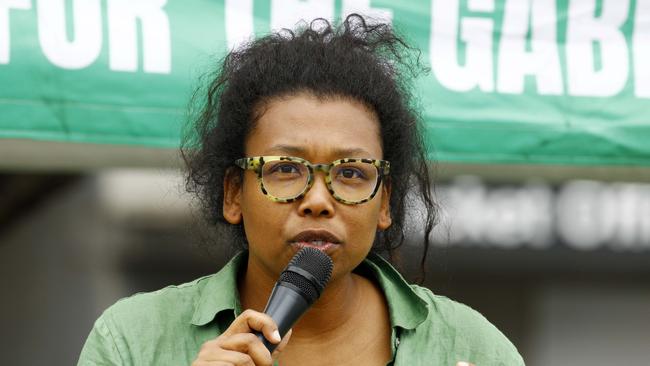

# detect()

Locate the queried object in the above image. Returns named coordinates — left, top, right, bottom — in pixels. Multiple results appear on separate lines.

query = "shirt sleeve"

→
left=77, top=313, right=128, bottom=366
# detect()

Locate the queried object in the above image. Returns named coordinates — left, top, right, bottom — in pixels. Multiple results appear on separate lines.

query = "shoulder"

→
left=78, top=275, right=216, bottom=365
left=103, top=274, right=212, bottom=327
left=411, top=284, right=506, bottom=340
left=93, top=274, right=216, bottom=351
left=410, top=285, right=525, bottom=365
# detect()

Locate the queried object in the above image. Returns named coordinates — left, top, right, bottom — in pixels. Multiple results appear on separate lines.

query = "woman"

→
left=78, top=15, right=524, bottom=366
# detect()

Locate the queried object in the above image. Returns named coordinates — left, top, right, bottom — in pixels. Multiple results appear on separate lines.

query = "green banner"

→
left=1, top=0, right=649, bottom=166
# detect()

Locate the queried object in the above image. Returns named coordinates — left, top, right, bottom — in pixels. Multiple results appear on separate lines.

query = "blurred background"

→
left=1, top=1, right=649, bottom=365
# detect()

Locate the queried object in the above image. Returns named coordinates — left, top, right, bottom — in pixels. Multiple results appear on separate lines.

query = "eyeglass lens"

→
left=261, top=160, right=379, bottom=202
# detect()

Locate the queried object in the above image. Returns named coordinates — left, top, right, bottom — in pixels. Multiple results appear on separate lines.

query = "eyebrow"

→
left=266, top=144, right=373, bottom=157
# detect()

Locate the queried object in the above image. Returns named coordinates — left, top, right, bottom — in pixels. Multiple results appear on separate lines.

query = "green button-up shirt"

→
left=78, top=252, right=524, bottom=365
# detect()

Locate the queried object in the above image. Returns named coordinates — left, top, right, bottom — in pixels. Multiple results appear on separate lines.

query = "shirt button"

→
left=395, top=337, right=400, bottom=348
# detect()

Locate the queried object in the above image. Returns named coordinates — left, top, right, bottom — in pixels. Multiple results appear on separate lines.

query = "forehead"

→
left=245, top=93, right=383, bottom=159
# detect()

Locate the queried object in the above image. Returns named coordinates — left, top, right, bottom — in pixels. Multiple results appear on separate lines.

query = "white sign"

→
left=422, top=177, right=650, bottom=251
left=0, top=0, right=171, bottom=73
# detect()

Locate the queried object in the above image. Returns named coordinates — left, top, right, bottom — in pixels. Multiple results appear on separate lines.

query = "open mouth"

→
left=292, top=240, right=338, bottom=250
left=290, top=241, right=339, bottom=254
left=289, top=230, right=342, bottom=253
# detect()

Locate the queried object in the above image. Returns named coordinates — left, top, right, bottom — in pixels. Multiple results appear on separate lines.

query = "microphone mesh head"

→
left=279, top=271, right=320, bottom=302
left=279, top=248, right=333, bottom=303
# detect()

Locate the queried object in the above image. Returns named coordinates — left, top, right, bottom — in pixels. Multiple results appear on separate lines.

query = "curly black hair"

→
left=182, top=14, right=438, bottom=279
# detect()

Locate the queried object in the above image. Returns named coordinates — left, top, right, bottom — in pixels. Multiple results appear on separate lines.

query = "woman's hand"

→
left=192, top=309, right=292, bottom=366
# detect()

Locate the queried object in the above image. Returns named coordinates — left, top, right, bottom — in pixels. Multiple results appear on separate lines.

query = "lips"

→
left=289, top=229, right=342, bottom=252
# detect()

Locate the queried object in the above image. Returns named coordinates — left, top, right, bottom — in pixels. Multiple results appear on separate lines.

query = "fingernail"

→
left=272, top=330, right=281, bottom=343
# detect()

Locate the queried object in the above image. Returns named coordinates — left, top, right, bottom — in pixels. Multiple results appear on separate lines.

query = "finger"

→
left=271, top=328, right=293, bottom=358
left=224, top=310, right=281, bottom=344
left=198, top=348, right=255, bottom=366
left=219, top=349, right=255, bottom=366
left=217, top=333, right=273, bottom=366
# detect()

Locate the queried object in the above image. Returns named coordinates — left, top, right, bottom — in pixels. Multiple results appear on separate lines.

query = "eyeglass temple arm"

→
left=234, top=158, right=248, bottom=169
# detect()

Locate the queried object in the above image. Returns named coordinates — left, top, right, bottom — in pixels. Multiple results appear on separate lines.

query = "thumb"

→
left=271, top=328, right=293, bottom=358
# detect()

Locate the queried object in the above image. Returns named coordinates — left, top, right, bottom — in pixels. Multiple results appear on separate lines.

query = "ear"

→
left=377, top=180, right=392, bottom=230
left=223, top=168, right=243, bottom=224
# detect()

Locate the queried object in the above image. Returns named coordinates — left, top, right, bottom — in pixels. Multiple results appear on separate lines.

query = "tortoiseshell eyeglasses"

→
left=234, top=156, right=390, bottom=205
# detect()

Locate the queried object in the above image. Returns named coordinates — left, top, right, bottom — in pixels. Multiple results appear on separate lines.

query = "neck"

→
left=239, top=258, right=368, bottom=342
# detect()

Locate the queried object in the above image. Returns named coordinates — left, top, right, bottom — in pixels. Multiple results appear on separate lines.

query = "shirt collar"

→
left=190, top=251, right=429, bottom=330
left=190, top=251, right=245, bottom=326
left=362, top=251, right=429, bottom=330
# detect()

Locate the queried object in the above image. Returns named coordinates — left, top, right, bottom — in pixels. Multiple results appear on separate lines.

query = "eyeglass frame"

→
left=234, top=156, right=391, bottom=205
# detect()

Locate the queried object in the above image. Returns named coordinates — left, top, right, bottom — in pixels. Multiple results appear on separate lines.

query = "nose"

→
left=297, top=173, right=335, bottom=218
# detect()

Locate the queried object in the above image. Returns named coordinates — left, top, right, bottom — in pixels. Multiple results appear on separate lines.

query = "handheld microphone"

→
left=256, top=247, right=333, bottom=352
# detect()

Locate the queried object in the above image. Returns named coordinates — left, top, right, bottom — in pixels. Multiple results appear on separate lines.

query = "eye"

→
left=268, top=163, right=302, bottom=175
left=336, top=167, right=367, bottom=180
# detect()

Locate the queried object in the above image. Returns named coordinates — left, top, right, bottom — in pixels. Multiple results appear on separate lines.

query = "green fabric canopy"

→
left=1, top=0, right=649, bottom=166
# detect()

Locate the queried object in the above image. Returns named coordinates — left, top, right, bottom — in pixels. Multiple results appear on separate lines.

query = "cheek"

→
left=346, top=203, right=383, bottom=244
left=240, top=180, right=285, bottom=238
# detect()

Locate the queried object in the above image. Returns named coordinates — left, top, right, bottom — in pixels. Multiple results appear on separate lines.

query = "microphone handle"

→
left=255, top=283, right=311, bottom=352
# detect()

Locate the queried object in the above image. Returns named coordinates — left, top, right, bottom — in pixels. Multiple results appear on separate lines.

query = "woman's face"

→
left=223, top=93, right=391, bottom=282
